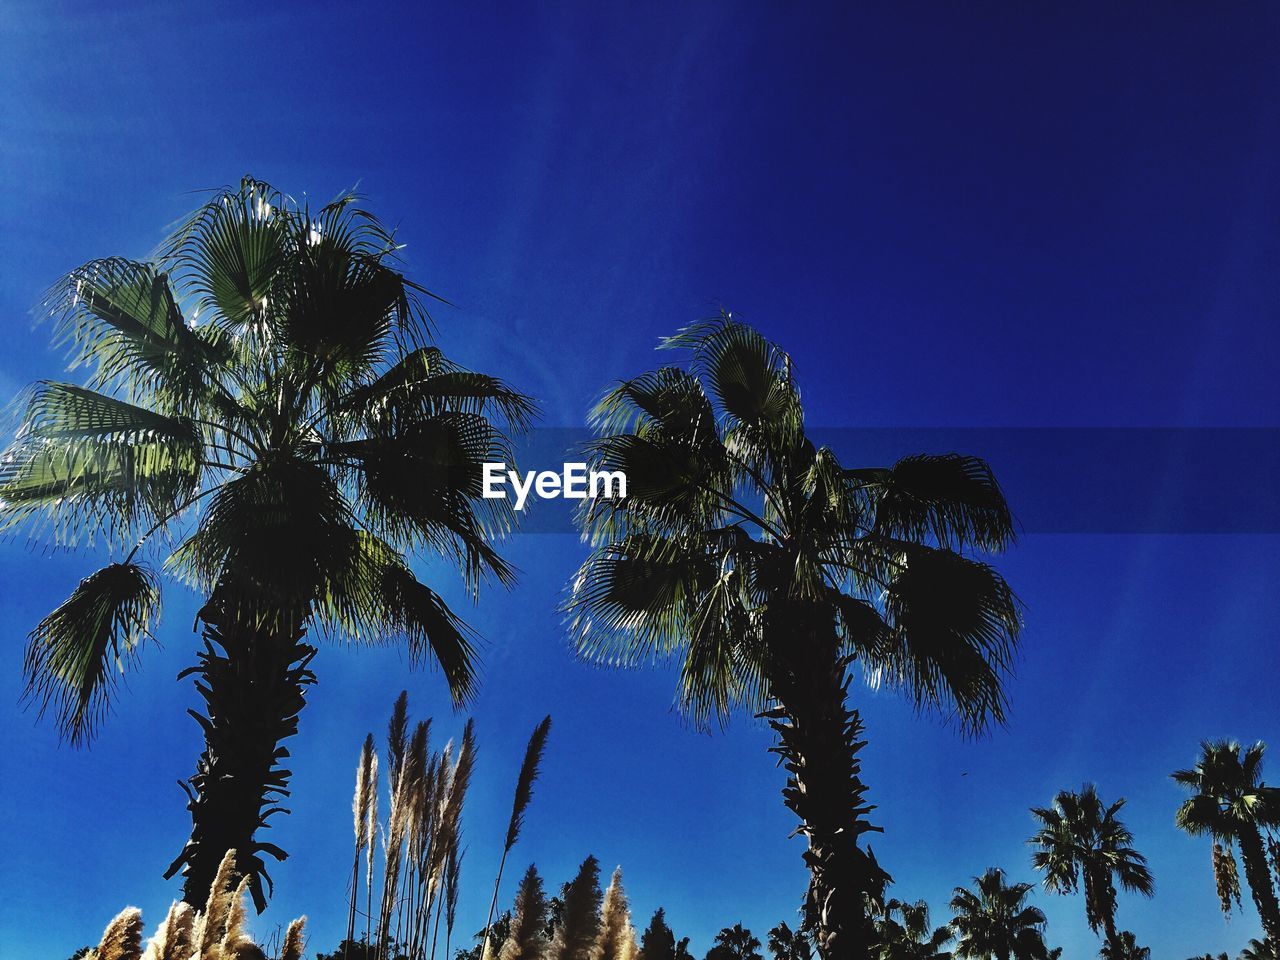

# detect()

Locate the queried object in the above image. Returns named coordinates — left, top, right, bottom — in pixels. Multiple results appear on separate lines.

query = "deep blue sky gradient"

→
left=2, top=3, right=1279, bottom=957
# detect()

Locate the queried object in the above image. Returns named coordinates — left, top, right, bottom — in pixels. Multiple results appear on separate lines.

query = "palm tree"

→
left=566, top=316, right=1021, bottom=959
left=1097, top=931, right=1149, bottom=960
left=1173, top=740, right=1280, bottom=940
left=767, top=923, right=812, bottom=960
left=1240, top=939, right=1280, bottom=960
left=0, top=178, right=532, bottom=910
left=1028, top=783, right=1154, bottom=949
left=949, top=868, right=1050, bottom=960
left=872, top=899, right=953, bottom=959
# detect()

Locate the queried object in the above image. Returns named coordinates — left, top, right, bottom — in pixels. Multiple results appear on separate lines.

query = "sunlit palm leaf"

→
left=46, top=258, right=224, bottom=409
left=23, top=562, right=160, bottom=744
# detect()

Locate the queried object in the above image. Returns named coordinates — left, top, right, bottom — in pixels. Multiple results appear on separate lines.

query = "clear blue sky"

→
left=2, top=3, right=1279, bottom=957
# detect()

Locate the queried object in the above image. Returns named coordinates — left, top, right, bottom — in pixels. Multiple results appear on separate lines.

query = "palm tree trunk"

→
left=1084, top=867, right=1119, bottom=947
left=760, top=606, right=891, bottom=960
left=163, top=583, right=316, bottom=912
left=1238, top=825, right=1280, bottom=941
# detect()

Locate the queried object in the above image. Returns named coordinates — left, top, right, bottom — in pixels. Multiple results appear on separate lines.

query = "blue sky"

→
left=2, top=2, right=1279, bottom=957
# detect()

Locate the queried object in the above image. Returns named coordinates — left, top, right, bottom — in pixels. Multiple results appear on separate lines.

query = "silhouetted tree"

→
left=949, top=869, right=1049, bottom=960
left=871, top=900, right=952, bottom=959
left=1240, top=939, right=1280, bottom=960
left=545, top=896, right=565, bottom=941
left=318, top=942, right=407, bottom=960
left=767, top=923, right=812, bottom=960
left=642, top=909, right=678, bottom=960
left=1097, top=931, right=1149, bottom=960
left=0, top=177, right=532, bottom=910
left=1029, top=784, right=1154, bottom=950
left=457, top=914, right=511, bottom=960
left=707, top=925, right=763, bottom=960
left=568, top=316, right=1020, bottom=960
left=1174, top=740, right=1280, bottom=941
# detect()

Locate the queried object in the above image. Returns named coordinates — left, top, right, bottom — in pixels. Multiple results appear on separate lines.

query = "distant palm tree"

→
left=0, top=178, right=531, bottom=910
left=1173, top=740, right=1280, bottom=941
left=567, top=316, right=1020, bottom=959
left=709, top=925, right=763, bottom=960
left=873, top=899, right=953, bottom=960
left=1028, top=783, right=1154, bottom=949
left=767, top=923, right=812, bottom=960
left=1097, top=931, right=1149, bottom=960
left=1240, top=939, right=1280, bottom=960
left=949, top=869, right=1050, bottom=960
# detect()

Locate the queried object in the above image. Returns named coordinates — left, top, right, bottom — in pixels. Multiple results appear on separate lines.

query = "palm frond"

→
left=335, top=413, right=518, bottom=588
left=44, top=258, right=224, bottom=408
left=877, top=544, right=1021, bottom=732
left=0, top=383, right=203, bottom=544
left=314, top=529, right=479, bottom=704
left=847, top=453, right=1016, bottom=552
left=22, top=562, right=161, bottom=745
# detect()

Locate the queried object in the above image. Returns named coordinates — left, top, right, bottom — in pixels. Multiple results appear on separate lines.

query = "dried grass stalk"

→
left=94, top=906, right=145, bottom=960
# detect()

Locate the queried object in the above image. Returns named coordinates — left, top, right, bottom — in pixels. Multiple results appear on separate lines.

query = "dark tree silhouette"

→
left=707, top=925, right=763, bottom=960
left=1028, top=783, right=1154, bottom=950
left=568, top=316, right=1020, bottom=960
left=1097, top=931, right=1149, bottom=960
left=642, top=909, right=679, bottom=960
left=1173, top=740, right=1280, bottom=941
left=766, top=922, right=812, bottom=960
left=871, top=899, right=952, bottom=959
left=950, top=868, right=1050, bottom=960
left=0, top=178, right=532, bottom=910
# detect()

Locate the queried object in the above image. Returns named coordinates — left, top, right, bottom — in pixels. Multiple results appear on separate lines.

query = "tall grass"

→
left=483, top=716, right=553, bottom=959
left=73, top=696, right=653, bottom=960
left=80, top=850, right=307, bottom=960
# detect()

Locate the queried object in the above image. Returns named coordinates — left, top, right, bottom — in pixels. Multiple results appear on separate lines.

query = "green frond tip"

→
left=23, top=562, right=161, bottom=745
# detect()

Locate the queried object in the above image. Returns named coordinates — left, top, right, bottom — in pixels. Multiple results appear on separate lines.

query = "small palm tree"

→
left=1097, top=931, right=1149, bottom=960
left=767, top=923, right=812, bottom=960
left=567, top=316, right=1020, bottom=958
left=1240, top=939, right=1280, bottom=960
left=1028, top=783, right=1154, bottom=948
left=949, top=868, right=1050, bottom=960
left=1173, top=740, right=1280, bottom=940
left=0, top=178, right=531, bottom=909
left=873, top=899, right=953, bottom=960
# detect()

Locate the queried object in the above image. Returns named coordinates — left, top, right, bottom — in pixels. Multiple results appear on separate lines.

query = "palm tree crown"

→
left=1097, top=931, right=1149, bottom=960
left=1, top=178, right=531, bottom=907
left=949, top=869, right=1049, bottom=960
left=873, top=899, right=953, bottom=960
left=567, top=316, right=1021, bottom=958
left=1028, top=783, right=1153, bottom=943
left=1173, top=740, right=1280, bottom=941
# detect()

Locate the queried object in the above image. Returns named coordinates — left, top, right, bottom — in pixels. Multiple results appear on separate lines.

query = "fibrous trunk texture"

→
left=1238, top=825, right=1280, bottom=942
left=165, top=584, right=316, bottom=912
left=761, top=604, right=890, bottom=960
